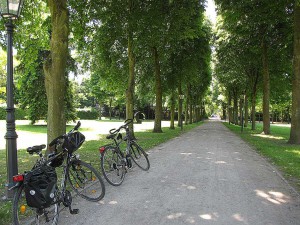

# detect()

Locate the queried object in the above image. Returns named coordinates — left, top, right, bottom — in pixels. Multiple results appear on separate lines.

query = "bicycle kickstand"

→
left=69, top=205, right=79, bottom=215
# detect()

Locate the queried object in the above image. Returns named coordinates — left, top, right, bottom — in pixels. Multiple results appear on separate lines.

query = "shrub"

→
left=77, top=109, right=99, bottom=120
left=0, top=107, right=27, bottom=120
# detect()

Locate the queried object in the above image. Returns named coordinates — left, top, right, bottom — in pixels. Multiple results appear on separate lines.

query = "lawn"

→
left=0, top=120, right=202, bottom=225
left=224, top=122, right=300, bottom=191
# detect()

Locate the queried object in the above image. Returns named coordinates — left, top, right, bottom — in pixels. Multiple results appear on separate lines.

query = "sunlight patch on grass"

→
left=252, top=133, right=285, bottom=140
left=286, top=149, right=300, bottom=156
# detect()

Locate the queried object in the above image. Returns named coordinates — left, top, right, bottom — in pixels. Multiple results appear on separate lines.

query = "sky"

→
left=205, top=0, right=217, bottom=25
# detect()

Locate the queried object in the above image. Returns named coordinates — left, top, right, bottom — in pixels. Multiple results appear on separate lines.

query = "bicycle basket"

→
left=24, top=165, right=57, bottom=209
left=63, top=131, right=85, bottom=153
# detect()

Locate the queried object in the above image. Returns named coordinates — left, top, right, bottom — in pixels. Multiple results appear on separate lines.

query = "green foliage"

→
left=15, top=50, right=47, bottom=123
left=0, top=107, right=27, bottom=120
left=76, top=109, right=99, bottom=120
left=15, top=51, right=77, bottom=124
left=69, top=0, right=212, bottom=116
left=214, top=0, right=293, bottom=109
left=0, top=107, right=5, bottom=119
left=0, top=49, right=7, bottom=104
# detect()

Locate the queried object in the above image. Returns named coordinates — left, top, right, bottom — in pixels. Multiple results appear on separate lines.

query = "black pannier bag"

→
left=24, top=165, right=57, bottom=208
left=63, top=131, right=85, bottom=153
left=48, top=144, right=65, bottom=168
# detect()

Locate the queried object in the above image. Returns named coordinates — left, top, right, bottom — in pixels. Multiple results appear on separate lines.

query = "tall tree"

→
left=289, top=1, right=300, bottom=144
left=44, top=0, right=69, bottom=143
left=127, top=0, right=136, bottom=135
left=215, top=0, right=293, bottom=134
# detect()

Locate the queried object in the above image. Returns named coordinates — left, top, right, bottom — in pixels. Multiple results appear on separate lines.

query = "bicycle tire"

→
left=67, top=159, right=105, bottom=202
left=129, top=142, right=150, bottom=171
left=12, top=184, right=59, bottom=225
left=101, top=146, right=126, bottom=186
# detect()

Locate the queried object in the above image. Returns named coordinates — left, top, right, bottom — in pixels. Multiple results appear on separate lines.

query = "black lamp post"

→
left=0, top=0, right=24, bottom=198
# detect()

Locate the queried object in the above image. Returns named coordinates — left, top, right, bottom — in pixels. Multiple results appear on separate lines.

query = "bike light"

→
left=20, top=205, right=26, bottom=214
left=13, top=174, right=24, bottom=182
left=99, top=146, right=105, bottom=153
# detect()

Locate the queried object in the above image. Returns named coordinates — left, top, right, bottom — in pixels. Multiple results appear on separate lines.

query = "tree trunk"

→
left=289, top=2, right=300, bottom=144
left=109, top=97, right=112, bottom=120
left=185, top=86, right=189, bottom=125
left=170, top=92, right=175, bottom=129
left=246, top=67, right=259, bottom=130
left=262, top=39, right=271, bottom=134
left=251, top=92, right=256, bottom=130
left=44, top=0, right=69, bottom=146
left=189, top=103, right=193, bottom=124
left=239, top=97, right=243, bottom=126
left=152, top=46, right=162, bottom=133
left=126, top=0, right=135, bottom=137
left=244, top=94, right=249, bottom=127
left=228, top=93, right=232, bottom=124
left=233, top=91, right=238, bottom=125
left=178, top=84, right=183, bottom=127
left=188, top=84, right=192, bottom=124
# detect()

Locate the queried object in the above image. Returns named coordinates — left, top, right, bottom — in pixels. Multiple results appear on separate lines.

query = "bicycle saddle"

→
left=27, top=144, right=46, bottom=154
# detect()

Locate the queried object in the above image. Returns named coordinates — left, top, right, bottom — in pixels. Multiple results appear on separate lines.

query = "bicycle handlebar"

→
left=109, top=119, right=133, bottom=134
left=73, top=121, right=81, bottom=131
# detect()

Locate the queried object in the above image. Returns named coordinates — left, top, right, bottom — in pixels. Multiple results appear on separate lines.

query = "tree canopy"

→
left=0, top=0, right=299, bottom=144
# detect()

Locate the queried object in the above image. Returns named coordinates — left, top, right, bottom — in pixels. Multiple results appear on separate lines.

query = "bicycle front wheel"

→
left=12, top=184, right=59, bottom=225
left=101, top=146, right=126, bottom=186
left=67, top=160, right=105, bottom=202
left=129, top=142, right=150, bottom=171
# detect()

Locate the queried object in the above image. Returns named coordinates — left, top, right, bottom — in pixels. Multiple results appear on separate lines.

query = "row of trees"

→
left=0, top=0, right=212, bottom=143
left=214, top=0, right=300, bottom=144
left=73, top=0, right=212, bottom=134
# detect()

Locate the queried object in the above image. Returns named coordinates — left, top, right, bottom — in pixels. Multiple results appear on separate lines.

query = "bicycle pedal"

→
left=70, top=208, right=79, bottom=214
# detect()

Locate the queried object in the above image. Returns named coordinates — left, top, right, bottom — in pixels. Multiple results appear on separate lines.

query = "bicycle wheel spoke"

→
left=129, top=143, right=150, bottom=171
left=101, top=147, right=125, bottom=186
left=68, top=160, right=105, bottom=202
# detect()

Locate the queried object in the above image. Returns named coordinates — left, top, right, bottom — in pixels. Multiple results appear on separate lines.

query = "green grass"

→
left=0, top=120, right=202, bottom=225
left=16, top=124, right=91, bottom=133
left=224, top=122, right=300, bottom=191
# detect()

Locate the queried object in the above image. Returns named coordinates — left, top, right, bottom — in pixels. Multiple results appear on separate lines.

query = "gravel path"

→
left=58, top=120, right=300, bottom=225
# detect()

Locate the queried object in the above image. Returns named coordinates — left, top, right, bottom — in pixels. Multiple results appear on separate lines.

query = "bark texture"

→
left=289, top=2, right=300, bottom=144
left=152, top=46, right=163, bottom=133
left=44, top=0, right=69, bottom=145
left=262, top=39, right=271, bottom=134
left=126, top=0, right=135, bottom=137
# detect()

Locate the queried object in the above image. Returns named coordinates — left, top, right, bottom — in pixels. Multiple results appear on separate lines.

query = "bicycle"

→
left=99, top=119, right=150, bottom=186
left=10, top=121, right=105, bottom=225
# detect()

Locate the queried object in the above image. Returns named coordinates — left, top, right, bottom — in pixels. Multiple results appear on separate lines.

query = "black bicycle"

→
left=11, top=121, right=105, bottom=225
left=99, top=119, right=150, bottom=186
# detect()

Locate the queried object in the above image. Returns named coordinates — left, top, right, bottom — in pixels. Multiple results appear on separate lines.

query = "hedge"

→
left=76, top=110, right=99, bottom=120
left=0, top=107, right=27, bottom=120
left=0, top=107, right=99, bottom=120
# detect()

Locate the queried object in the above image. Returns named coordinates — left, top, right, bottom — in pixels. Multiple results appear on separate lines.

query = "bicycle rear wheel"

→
left=67, top=160, right=105, bottom=202
left=12, top=184, right=59, bottom=225
left=129, top=142, right=150, bottom=171
left=101, top=146, right=126, bottom=186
